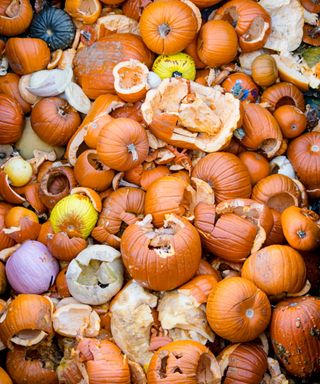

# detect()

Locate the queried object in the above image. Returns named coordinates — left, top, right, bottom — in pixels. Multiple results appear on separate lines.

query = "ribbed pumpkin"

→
left=0, top=73, right=31, bottom=113
left=120, top=214, right=201, bottom=291
left=241, top=245, right=307, bottom=297
left=251, top=54, right=278, bottom=87
left=218, top=343, right=268, bottom=384
left=0, top=94, right=24, bottom=144
left=264, top=208, right=286, bottom=246
left=270, top=296, right=320, bottom=378
left=139, top=0, right=199, bottom=55
left=0, top=0, right=33, bottom=36
left=273, top=105, right=307, bottom=139
left=206, top=277, right=271, bottom=342
left=96, top=118, right=149, bottom=172
left=222, top=73, right=259, bottom=102
left=192, top=152, right=252, bottom=203
left=287, top=132, right=320, bottom=198
left=261, top=82, right=305, bottom=112
left=73, top=33, right=153, bottom=98
left=0, top=202, right=15, bottom=251
left=238, top=151, right=270, bottom=185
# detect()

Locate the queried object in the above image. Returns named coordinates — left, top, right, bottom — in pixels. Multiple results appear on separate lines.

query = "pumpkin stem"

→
left=297, top=230, right=306, bottom=239
left=245, top=308, right=254, bottom=318
left=234, top=128, right=246, bottom=140
left=57, top=107, right=67, bottom=117
left=158, top=23, right=171, bottom=38
left=127, top=143, right=138, bottom=161
left=311, top=144, right=319, bottom=152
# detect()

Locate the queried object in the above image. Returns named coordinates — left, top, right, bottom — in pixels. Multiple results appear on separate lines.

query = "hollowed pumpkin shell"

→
left=0, top=0, right=33, bottom=36
left=261, top=82, right=305, bottom=112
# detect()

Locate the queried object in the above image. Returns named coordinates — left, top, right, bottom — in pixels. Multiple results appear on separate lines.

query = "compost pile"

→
left=0, top=0, right=319, bottom=382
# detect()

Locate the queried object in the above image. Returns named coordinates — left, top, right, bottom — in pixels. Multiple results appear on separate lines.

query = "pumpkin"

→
left=152, top=52, right=196, bottom=80
left=222, top=73, right=258, bottom=102
left=0, top=94, right=24, bottom=144
left=251, top=54, right=278, bottom=87
left=241, top=244, right=307, bottom=297
left=206, top=277, right=271, bottom=342
left=303, top=24, right=320, bottom=47
left=270, top=296, right=320, bottom=378
left=0, top=367, right=12, bottom=384
left=287, top=132, right=320, bottom=198
left=184, top=36, right=206, bottom=69
left=264, top=208, right=286, bottom=246
left=0, top=0, right=33, bottom=36
left=238, top=151, right=270, bottom=185
left=65, top=0, right=101, bottom=24
left=300, top=0, right=320, bottom=12
left=144, top=175, right=189, bottom=227
left=139, top=0, right=198, bottom=55
left=147, top=340, right=221, bottom=383
left=251, top=174, right=306, bottom=213
left=197, top=20, right=238, bottom=67
left=236, top=102, right=283, bottom=158
left=31, top=97, right=81, bottom=146
left=214, top=0, right=271, bottom=52
left=96, top=118, right=148, bottom=172
left=192, top=152, right=251, bottom=203
left=73, top=33, right=153, bottom=98
left=29, top=7, right=75, bottom=51
left=261, top=82, right=305, bottom=112
left=92, top=187, right=145, bottom=249
left=0, top=202, right=15, bottom=251
left=113, top=59, right=150, bottom=102
left=0, top=73, right=31, bottom=113
left=218, top=343, right=268, bottom=384
left=47, top=232, right=87, bottom=261
left=5, top=37, right=50, bottom=75
left=120, top=214, right=201, bottom=291
left=281, top=206, right=320, bottom=251
left=273, top=105, right=307, bottom=139
left=140, top=165, right=171, bottom=190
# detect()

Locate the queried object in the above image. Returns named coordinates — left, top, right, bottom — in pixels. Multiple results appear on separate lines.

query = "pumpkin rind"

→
left=261, top=82, right=305, bottom=112
left=0, top=94, right=24, bottom=144
left=0, top=0, right=33, bottom=36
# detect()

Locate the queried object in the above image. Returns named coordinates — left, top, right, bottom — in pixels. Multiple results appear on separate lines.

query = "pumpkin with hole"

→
left=270, top=296, right=320, bottom=378
left=281, top=206, right=320, bottom=251
left=287, top=132, right=320, bottom=199
left=65, top=0, right=101, bottom=24
left=73, top=33, right=153, bottom=99
left=120, top=214, right=201, bottom=291
left=197, top=20, right=238, bottom=67
left=251, top=54, right=278, bottom=87
left=31, top=97, right=81, bottom=146
left=0, top=0, right=33, bottom=36
left=5, top=37, right=50, bottom=75
left=122, top=0, right=152, bottom=20
left=97, top=118, right=149, bottom=172
left=273, top=105, right=307, bottom=139
left=147, top=340, right=221, bottom=384
left=206, top=277, right=271, bottom=342
left=0, top=94, right=24, bottom=144
left=261, top=82, right=305, bottom=112
left=238, top=151, right=270, bottom=185
left=241, top=245, right=307, bottom=297
left=0, top=73, right=31, bottom=113
left=139, top=0, right=198, bottom=55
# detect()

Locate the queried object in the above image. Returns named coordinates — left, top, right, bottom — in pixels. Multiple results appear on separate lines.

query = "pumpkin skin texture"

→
left=273, top=105, right=307, bottom=139
left=96, top=118, right=149, bottom=172
left=222, top=73, right=259, bottom=102
left=5, top=37, right=50, bottom=75
left=287, top=132, right=320, bottom=198
left=270, top=296, right=320, bottom=379
left=120, top=214, right=201, bottom=291
left=281, top=206, right=320, bottom=251
left=31, top=97, right=81, bottom=146
left=139, top=0, right=198, bottom=55
left=261, top=82, right=305, bottom=112
left=241, top=245, right=307, bottom=297
left=238, top=151, right=270, bottom=185
left=192, top=152, right=252, bottom=203
left=0, top=73, right=31, bottom=114
left=147, top=340, right=221, bottom=383
left=74, top=33, right=153, bottom=99
left=264, top=208, right=285, bottom=246
left=30, top=7, right=75, bottom=51
left=0, top=94, right=24, bottom=144
left=0, top=0, right=33, bottom=37
left=206, top=277, right=271, bottom=342
left=218, top=343, right=268, bottom=384
left=251, top=54, right=278, bottom=87
left=197, top=20, right=238, bottom=67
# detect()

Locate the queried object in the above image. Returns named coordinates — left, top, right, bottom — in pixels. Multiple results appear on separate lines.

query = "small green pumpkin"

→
left=152, top=53, right=196, bottom=80
left=29, top=7, right=75, bottom=51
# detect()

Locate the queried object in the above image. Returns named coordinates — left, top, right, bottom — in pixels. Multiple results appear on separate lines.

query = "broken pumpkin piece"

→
left=141, top=78, right=241, bottom=152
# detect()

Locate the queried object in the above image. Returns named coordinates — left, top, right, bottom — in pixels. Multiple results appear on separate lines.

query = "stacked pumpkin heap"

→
left=0, top=0, right=320, bottom=382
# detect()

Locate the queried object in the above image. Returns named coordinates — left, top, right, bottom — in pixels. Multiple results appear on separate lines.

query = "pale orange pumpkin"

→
left=251, top=54, right=278, bottom=87
left=273, top=105, right=307, bottom=139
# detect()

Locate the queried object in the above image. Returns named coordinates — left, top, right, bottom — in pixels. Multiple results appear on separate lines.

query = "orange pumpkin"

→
left=178, top=274, right=219, bottom=304
left=184, top=36, right=206, bottom=69
left=122, top=0, right=152, bottom=20
left=0, top=202, right=15, bottom=251
left=5, top=37, right=50, bottom=75
left=192, top=152, right=252, bottom=203
left=222, top=73, right=259, bottom=102
left=0, top=73, right=31, bottom=113
left=65, top=0, right=101, bottom=24
left=300, top=0, right=320, bottom=12
left=241, top=244, right=307, bottom=297
left=47, top=232, right=87, bottom=261
left=214, top=0, right=271, bottom=52
left=281, top=206, right=320, bottom=251
left=270, top=296, right=320, bottom=378
left=264, top=208, right=285, bottom=246
left=206, top=277, right=271, bottom=342
left=273, top=105, right=307, bottom=139
left=197, top=20, right=238, bottom=67
left=74, top=33, right=153, bottom=99
left=287, top=132, right=320, bottom=198
left=238, top=151, right=270, bottom=185
left=55, top=267, right=71, bottom=298
left=139, top=0, right=198, bottom=55
left=97, top=118, right=149, bottom=172
left=147, top=340, right=221, bottom=383
left=303, top=24, right=320, bottom=47
left=0, top=367, right=12, bottom=384
left=140, top=165, right=171, bottom=190
left=120, top=214, right=201, bottom=291
left=0, top=0, right=33, bottom=36
left=261, top=82, right=305, bottom=112
left=0, top=93, right=24, bottom=144
left=31, top=97, right=81, bottom=146
left=251, top=54, right=278, bottom=87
